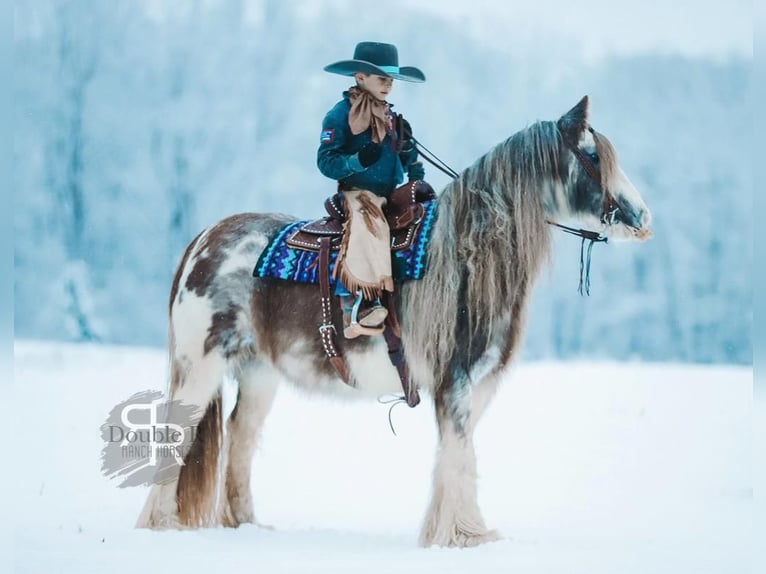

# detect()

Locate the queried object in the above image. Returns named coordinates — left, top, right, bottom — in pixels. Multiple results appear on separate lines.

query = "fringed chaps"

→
left=335, top=189, right=394, bottom=299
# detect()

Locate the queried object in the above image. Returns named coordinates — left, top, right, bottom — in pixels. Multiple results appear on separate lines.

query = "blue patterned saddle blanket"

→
left=254, top=199, right=438, bottom=285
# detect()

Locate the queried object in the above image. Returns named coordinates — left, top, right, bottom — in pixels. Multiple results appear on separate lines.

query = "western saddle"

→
left=285, top=180, right=435, bottom=408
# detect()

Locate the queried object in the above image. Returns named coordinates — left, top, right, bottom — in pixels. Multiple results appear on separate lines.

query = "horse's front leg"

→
left=419, top=375, right=501, bottom=548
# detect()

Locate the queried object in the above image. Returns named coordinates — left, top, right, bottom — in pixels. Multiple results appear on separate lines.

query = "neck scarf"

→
left=347, top=86, right=390, bottom=144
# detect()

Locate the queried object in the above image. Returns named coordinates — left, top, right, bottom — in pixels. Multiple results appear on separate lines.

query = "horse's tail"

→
left=168, top=272, right=225, bottom=527
left=137, top=230, right=227, bottom=529
left=176, top=381, right=224, bottom=527
left=136, top=342, right=225, bottom=529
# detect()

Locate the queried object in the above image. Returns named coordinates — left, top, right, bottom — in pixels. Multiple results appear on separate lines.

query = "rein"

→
left=545, top=222, right=607, bottom=295
left=411, top=132, right=612, bottom=296
left=411, top=136, right=460, bottom=179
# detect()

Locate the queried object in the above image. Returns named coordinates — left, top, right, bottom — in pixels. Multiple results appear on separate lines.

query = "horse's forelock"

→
left=592, top=130, right=619, bottom=194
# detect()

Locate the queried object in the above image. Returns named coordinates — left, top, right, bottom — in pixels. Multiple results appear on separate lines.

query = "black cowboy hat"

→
left=324, top=42, right=426, bottom=83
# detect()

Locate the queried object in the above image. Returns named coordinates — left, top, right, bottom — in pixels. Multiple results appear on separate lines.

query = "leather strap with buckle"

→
left=318, top=237, right=352, bottom=385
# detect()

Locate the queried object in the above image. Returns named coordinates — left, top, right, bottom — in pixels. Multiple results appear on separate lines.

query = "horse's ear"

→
left=557, top=95, right=590, bottom=141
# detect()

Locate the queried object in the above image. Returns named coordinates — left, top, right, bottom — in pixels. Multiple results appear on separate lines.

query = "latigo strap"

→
left=318, top=237, right=351, bottom=385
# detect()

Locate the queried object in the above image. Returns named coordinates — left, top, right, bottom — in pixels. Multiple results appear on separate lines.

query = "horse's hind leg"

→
left=419, top=376, right=502, bottom=548
left=221, top=361, right=280, bottom=527
left=136, top=349, right=229, bottom=530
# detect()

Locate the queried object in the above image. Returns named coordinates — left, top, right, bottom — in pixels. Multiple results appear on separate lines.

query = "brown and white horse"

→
left=136, top=96, right=652, bottom=547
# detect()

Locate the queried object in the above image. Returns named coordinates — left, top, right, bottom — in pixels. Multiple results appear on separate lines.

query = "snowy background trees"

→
left=13, top=0, right=752, bottom=364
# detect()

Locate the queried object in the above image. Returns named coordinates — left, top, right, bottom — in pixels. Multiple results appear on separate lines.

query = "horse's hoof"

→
left=135, top=515, right=190, bottom=531
left=420, top=527, right=503, bottom=548
left=459, top=529, right=502, bottom=548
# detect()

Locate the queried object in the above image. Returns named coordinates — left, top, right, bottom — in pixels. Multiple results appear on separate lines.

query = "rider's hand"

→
left=357, top=142, right=383, bottom=168
left=407, top=161, right=425, bottom=182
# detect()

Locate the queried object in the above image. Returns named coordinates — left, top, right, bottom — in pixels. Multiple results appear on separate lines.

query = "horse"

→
left=136, top=96, right=652, bottom=547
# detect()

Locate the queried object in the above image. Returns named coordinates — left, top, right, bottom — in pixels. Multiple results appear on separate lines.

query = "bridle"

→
left=409, top=125, right=619, bottom=295
left=561, top=126, right=620, bottom=227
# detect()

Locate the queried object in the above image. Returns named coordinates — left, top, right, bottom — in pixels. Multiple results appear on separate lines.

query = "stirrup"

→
left=343, top=322, right=385, bottom=339
left=350, top=291, right=388, bottom=328
left=344, top=291, right=386, bottom=338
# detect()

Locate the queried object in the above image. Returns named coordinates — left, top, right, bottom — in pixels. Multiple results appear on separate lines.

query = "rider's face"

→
left=356, top=74, right=394, bottom=101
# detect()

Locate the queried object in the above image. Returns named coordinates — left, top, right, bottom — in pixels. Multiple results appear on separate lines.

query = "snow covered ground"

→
left=12, top=341, right=751, bottom=573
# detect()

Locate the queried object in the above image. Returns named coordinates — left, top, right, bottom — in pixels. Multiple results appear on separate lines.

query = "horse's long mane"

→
left=403, top=121, right=562, bottom=386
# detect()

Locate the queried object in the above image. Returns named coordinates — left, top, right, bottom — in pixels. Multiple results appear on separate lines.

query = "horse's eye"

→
left=589, top=152, right=600, bottom=164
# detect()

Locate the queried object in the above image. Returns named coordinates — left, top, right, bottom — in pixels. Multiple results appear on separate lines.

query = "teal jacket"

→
left=317, top=91, right=419, bottom=197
